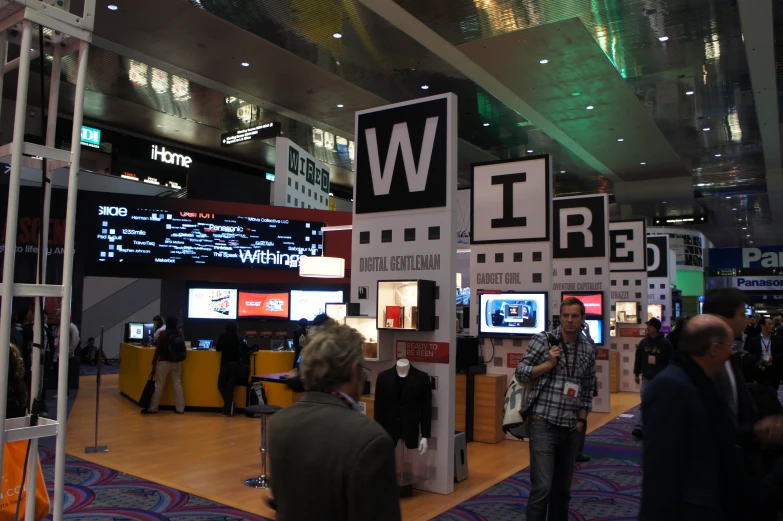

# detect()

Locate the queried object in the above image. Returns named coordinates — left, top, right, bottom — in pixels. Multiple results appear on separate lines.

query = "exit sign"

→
left=80, top=126, right=101, bottom=148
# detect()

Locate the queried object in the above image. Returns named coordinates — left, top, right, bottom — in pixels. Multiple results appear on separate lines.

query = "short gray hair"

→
left=679, top=320, right=730, bottom=357
left=300, top=323, right=365, bottom=392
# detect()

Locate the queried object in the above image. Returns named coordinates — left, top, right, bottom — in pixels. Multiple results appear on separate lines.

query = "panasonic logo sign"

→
left=742, top=247, right=783, bottom=268
left=151, top=145, right=192, bottom=168
left=734, top=276, right=783, bottom=288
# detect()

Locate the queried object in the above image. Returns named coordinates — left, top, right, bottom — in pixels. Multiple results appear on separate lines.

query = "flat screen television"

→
left=648, top=304, right=663, bottom=322
left=478, top=292, right=547, bottom=337
left=290, top=290, right=344, bottom=321
left=188, top=288, right=238, bottom=319
left=562, top=291, right=604, bottom=318
left=126, top=322, right=144, bottom=341
left=584, top=319, right=604, bottom=345
left=615, top=301, right=639, bottom=324
left=238, top=291, right=290, bottom=319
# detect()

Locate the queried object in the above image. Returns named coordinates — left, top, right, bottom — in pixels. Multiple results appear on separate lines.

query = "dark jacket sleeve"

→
left=634, top=341, right=643, bottom=376
left=419, top=372, right=432, bottom=439
left=640, top=378, right=689, bottom=520
left=347, top=433, right=402, bottom=521
left=661, top=338, right=674, bottom=366
left=746, top=337, right=760, bottom=359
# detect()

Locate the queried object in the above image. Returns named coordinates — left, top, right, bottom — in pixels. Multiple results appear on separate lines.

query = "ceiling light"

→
left=715, top=154, right=721, bottom=157
left=337, top=104, right=344, bottom=108
left=107, top=4, right=118, bottom=10
left=241, top=62, right=250, bottom=67
left=560, top=170, right=566, bottom=174
left=686, top=90, right=694, bottom=96
left=421, top=85, right=429, bottom=90
left=640, top=162, right=646, bottom=165
left=572, top=92, right=581, bottom=97
left=703, top=127, right=711, bottom=131
left=329, top=192, right=334, bottom=196
left=662, top=201, right=667, bottom=204
left=726, top=196, right=731, bottom=199
left=527, top=149, right=534, bottom=153
left=586, top=105, right=594, bottom=110
left=618, top=138, right=624, bottom=142
left=483, top=123, right=490, bottom=127
left=333, top=33, right=342, bottom=39
left=696, top=183, right=707, bottom=187
left=659, top=36, right=669, bottom=42
left=742, top=227, right=747, bottom=230
left=732, top=208, right=737, bottom=211
left=749, top=241, right=754, bottom=244
left=539, top=59, right=549, bottom=64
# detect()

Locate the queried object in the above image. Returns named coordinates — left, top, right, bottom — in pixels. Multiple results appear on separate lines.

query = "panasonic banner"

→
left=352, top=94, right=457, bottom=495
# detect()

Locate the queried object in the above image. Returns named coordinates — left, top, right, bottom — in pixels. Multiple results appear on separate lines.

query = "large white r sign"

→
left=559, top=207, right=593, bottom=249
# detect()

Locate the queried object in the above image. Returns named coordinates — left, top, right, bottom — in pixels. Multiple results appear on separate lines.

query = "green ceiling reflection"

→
left=591, top=0, right=627, bottom=79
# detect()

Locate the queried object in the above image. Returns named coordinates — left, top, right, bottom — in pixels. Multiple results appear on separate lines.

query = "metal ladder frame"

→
left=0, top=1, right=94, bottom=520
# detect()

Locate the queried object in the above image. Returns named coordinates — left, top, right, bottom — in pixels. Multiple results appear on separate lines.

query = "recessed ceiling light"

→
left=640, top=162, right=646, bottom=165
left=527, top=149, right=534, bottom=153
left=726, top=196, right=731, bottom=199
left=539, top=59, right=549, bottom=64
left=333, top=33, right=342, bottom=39
left=696, top=183, right=707, bottom=187
left=572, top=92, right=580, bottom=97
left=749, top=241, right=754, bottom=244
left=329, top=192, right=334, bottom=196
left=703, top=127, right=711, bottom=131
left=560, top=170, right=566, bottom=174
left=618, top=138, right=624, bottom=142
left=337, top=104, right=344, bottom=108
left=662, top=201, right=667, bottom=204
left=107, top=4, right=118, bottom=10
left=732, top=208, right=737, bottom=211
left=483, top=123, right=490, bottom=127
left=659, top=36, right=669, bottom=42
left=586, top=105, right=594, bottom=110
left=742, top=227, right=747, bottom=230
left=421, top=85, right=429, bottom=90
left=241, top=62, right=250, bottom=67
left=686, top=90, right=694, bottom=96
left=715, top=154, right=721, bottom=157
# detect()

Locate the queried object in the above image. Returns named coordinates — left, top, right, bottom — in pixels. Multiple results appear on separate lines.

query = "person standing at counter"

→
left=216, top=321, right=242, bottom=417
left=151, top=315, right=164, bottom=344
left=142, top=316, right=186, bottom=415
left=291, top=318, right=309, bottom=370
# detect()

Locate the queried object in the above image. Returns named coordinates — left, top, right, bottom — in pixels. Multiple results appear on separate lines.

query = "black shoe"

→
left=576, top=454, right=590, bottom=463
left=631, top=427, right=643, bottom=439
left=141, top=409, right=158, bottom=415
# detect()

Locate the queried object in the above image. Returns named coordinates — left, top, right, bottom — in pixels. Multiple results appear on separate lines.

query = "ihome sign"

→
left=150, top=144, right=192, bottom=169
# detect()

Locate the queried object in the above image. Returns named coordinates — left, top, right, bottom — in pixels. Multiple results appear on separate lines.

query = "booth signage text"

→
left=611, top=291, right=630, bottom=299
left=609, top=220, right=646, bottom=271
left=553, top=196, right=606, bottom=259
left=221, top=122, right=281, bottom=146
left=552, top=282, right=603, bottom=291
left=732, top=276, right=783, bottom=289
left=596, top=348, right=610, bottom=361
left=506, top=352, right=524, bottom=368
left=396, top=340, right=450, bottom=364
left=647, top=235, right=669, bottom=278
left=358, top=254, right=441, bottom=272
left=708, top=247, right=783, bottom=270
left=80, top=126, right=101, bottom=148
left=476, top=272, right=522, bottom=285
left=151, top=144, right=192, bottom=169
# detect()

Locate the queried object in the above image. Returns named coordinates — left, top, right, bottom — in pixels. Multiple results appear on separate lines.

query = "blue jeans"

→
left=635, top=377, right=650, bottom=429
left=526, top=419, right=581, bottom=521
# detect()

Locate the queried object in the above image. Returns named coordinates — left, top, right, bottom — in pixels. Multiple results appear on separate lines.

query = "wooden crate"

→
left=473, top=374, right=507, bottom=443
left=455, top=374, right=467, bottom=432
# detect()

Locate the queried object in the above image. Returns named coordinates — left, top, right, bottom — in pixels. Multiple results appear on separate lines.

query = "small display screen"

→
left=188, top=288, right=238, bottom=320
left=648, top=304, right=663, bottom=321
left=290, top=290, right=344, bottom=321
left=562, top=292, right=604, bottom=317
left=616, top=301, right=639, bottom=324
left=584, top=319, right=604, bottom=345
left=478, top=292, right=547, bottom=337
left=238, top=291, right=290, bottom=319
left=128, top=322, right=144, bottom=340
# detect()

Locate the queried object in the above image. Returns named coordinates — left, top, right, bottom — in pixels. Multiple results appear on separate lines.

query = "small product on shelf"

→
left=376, top=280, right=435, bottom=331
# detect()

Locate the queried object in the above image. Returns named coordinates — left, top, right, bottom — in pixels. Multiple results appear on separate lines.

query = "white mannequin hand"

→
left=419, top=438, right=428, bottom=455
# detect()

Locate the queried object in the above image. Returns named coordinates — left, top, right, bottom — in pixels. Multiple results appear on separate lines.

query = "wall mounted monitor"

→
left=290, top=290, right=344, bottom=321
left=615, top=301, right=640, bottom=324
left=188, top=288, right=238, bottom=319
left=143, top=323, right=155, bottom=340
left=584, top=319, right=604, bottom=345
left=456, top=287, right=471, bottom=306
left=238, top=291, right=290, bottom=319
left=94, top=204, right=324, bottom=270
left=478, top=292, right=548, bottom=337
left=561, top=291, right=604, bottom=318
left=745, top=304, right=755, bottom=317
left=648, top=304, right=663, bottom=322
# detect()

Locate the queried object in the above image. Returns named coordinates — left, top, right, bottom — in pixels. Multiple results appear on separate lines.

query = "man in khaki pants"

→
left=142, top=316, right=186, bottom=414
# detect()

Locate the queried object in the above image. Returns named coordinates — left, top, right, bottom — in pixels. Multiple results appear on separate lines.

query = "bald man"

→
left=641, top=315, right=783, bottom=521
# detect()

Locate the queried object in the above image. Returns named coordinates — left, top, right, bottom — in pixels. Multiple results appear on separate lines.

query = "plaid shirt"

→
left=515, top=326, right=597, bottom=428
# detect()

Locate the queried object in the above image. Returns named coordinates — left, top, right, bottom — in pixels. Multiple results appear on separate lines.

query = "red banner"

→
left=275, top=330, right=289, bottom=338
left=396, top=340, right=450, bottom=364
left=258, top=330, right=273, bottom=337
left=616, top=327, right=647, bottom=338
left=245, top=329, right=258, bottom=337
left=507, top=352, right=524, bottom=368
left=477, top=289, right=501, bottom=295
left=596, top=348, right=610, bottom=361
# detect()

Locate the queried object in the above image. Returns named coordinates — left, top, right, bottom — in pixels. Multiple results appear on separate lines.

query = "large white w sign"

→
left=364, top=116, right=438, bottom=195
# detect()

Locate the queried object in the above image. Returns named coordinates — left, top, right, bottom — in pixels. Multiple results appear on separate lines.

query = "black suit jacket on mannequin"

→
left=374, top=365, right=432, bottom=449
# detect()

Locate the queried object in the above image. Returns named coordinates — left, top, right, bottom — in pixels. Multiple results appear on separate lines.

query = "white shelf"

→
left=4, top=416, right=59, bottom=443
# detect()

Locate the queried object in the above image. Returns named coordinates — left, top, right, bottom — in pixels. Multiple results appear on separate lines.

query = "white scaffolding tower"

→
left=0, top=1, right=94, bottom=520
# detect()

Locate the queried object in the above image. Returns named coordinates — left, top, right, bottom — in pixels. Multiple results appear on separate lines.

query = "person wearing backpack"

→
left=142, top=316, right=186, bottom=415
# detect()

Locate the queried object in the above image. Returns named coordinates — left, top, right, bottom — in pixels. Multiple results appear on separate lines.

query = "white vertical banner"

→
left=551, top=194, right=611, bottom=413
left=469, top=156, right=553, bottom=410
left=609, top=220, right=648, bottom=393
left=351, top=93, right=457, bottom=495
left=273, top=137, right=331, bottom=210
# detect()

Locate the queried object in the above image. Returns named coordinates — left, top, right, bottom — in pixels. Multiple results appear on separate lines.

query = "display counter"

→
left=119, top=343, right=295, bottom=410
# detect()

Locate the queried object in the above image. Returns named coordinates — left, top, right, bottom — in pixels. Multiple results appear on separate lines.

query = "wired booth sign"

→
left=351, top=93, right=458, bottom=495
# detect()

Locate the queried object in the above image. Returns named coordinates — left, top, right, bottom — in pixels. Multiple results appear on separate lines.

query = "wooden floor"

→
left=67, top=374, right=640, bottom=521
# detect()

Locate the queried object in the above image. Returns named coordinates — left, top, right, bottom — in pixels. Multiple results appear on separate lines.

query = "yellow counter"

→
left=118, top=343, right=294, bottom=410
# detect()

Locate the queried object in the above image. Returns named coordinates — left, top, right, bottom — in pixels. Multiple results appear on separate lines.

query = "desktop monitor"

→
left=143, top=323, right=155, bottom=340
left=289, top=290, right=344, bottom=321
left=478, top=292, right=547, bottom=337
left=126, top=322, right=144, bottom=342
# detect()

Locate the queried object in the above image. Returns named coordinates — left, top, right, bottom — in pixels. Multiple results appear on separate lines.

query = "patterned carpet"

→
left=39, top=447, right=271, bottom=521
left=431, top=409, right=644, bottom=521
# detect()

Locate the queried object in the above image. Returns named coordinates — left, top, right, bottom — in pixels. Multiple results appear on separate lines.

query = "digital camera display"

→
left=478, top=292, right=548, bottom=337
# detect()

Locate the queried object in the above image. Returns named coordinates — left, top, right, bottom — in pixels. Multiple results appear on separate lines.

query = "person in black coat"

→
left=216, top=321, right=242, bottom=416
left=745, top=316, right=783, bottom=390
left=641, top=315, right=783, bottom=521
left=666, top=316, right=688, bottom=350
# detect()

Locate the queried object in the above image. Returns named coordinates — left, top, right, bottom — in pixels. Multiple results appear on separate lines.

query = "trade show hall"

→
left=0, top=1, right=781, bottom=521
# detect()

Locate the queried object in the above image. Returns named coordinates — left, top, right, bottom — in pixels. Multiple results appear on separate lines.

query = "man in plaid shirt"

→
left=515, top=297, right=597, bottom=521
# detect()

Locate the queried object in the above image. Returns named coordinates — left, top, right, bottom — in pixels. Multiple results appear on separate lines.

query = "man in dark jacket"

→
left=216, top=321, right=242, bottom=416
left=269, top=322, right=400, bottom=521
left=641, top=314, right=783, bottom=521
left=632, top=318, right=673, bottom=437
left=746, top=316, right=783, bottom=390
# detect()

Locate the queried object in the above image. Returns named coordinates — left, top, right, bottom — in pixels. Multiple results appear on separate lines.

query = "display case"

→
left=615, top=301, right=640, bottom=324
left=325, top=303, right=361, bottom=323
left=376, top=280, right=436, bottom=332
left=345, top=316, right=389, bottom=361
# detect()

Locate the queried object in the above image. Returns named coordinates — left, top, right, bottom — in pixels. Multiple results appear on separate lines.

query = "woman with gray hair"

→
left=268, top=322, right=401, bottom=521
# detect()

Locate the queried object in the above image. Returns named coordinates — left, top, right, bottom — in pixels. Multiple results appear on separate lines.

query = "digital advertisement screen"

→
left=648, top=304, right=663, bottom=321
left=290, top=290, right=344, bottom=321
left=238, top=291, right=290, bottom=319
left=584, top=319, right=604, bottom=345
left=478, top=292, right=547, bottom=337
left=128, top=322, right=144, bottom=340
left=94, top=205, right=324, bottom=270
left=562, top=292, right=604, bottom=317
left=188, top=288, right=238, bottom=320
